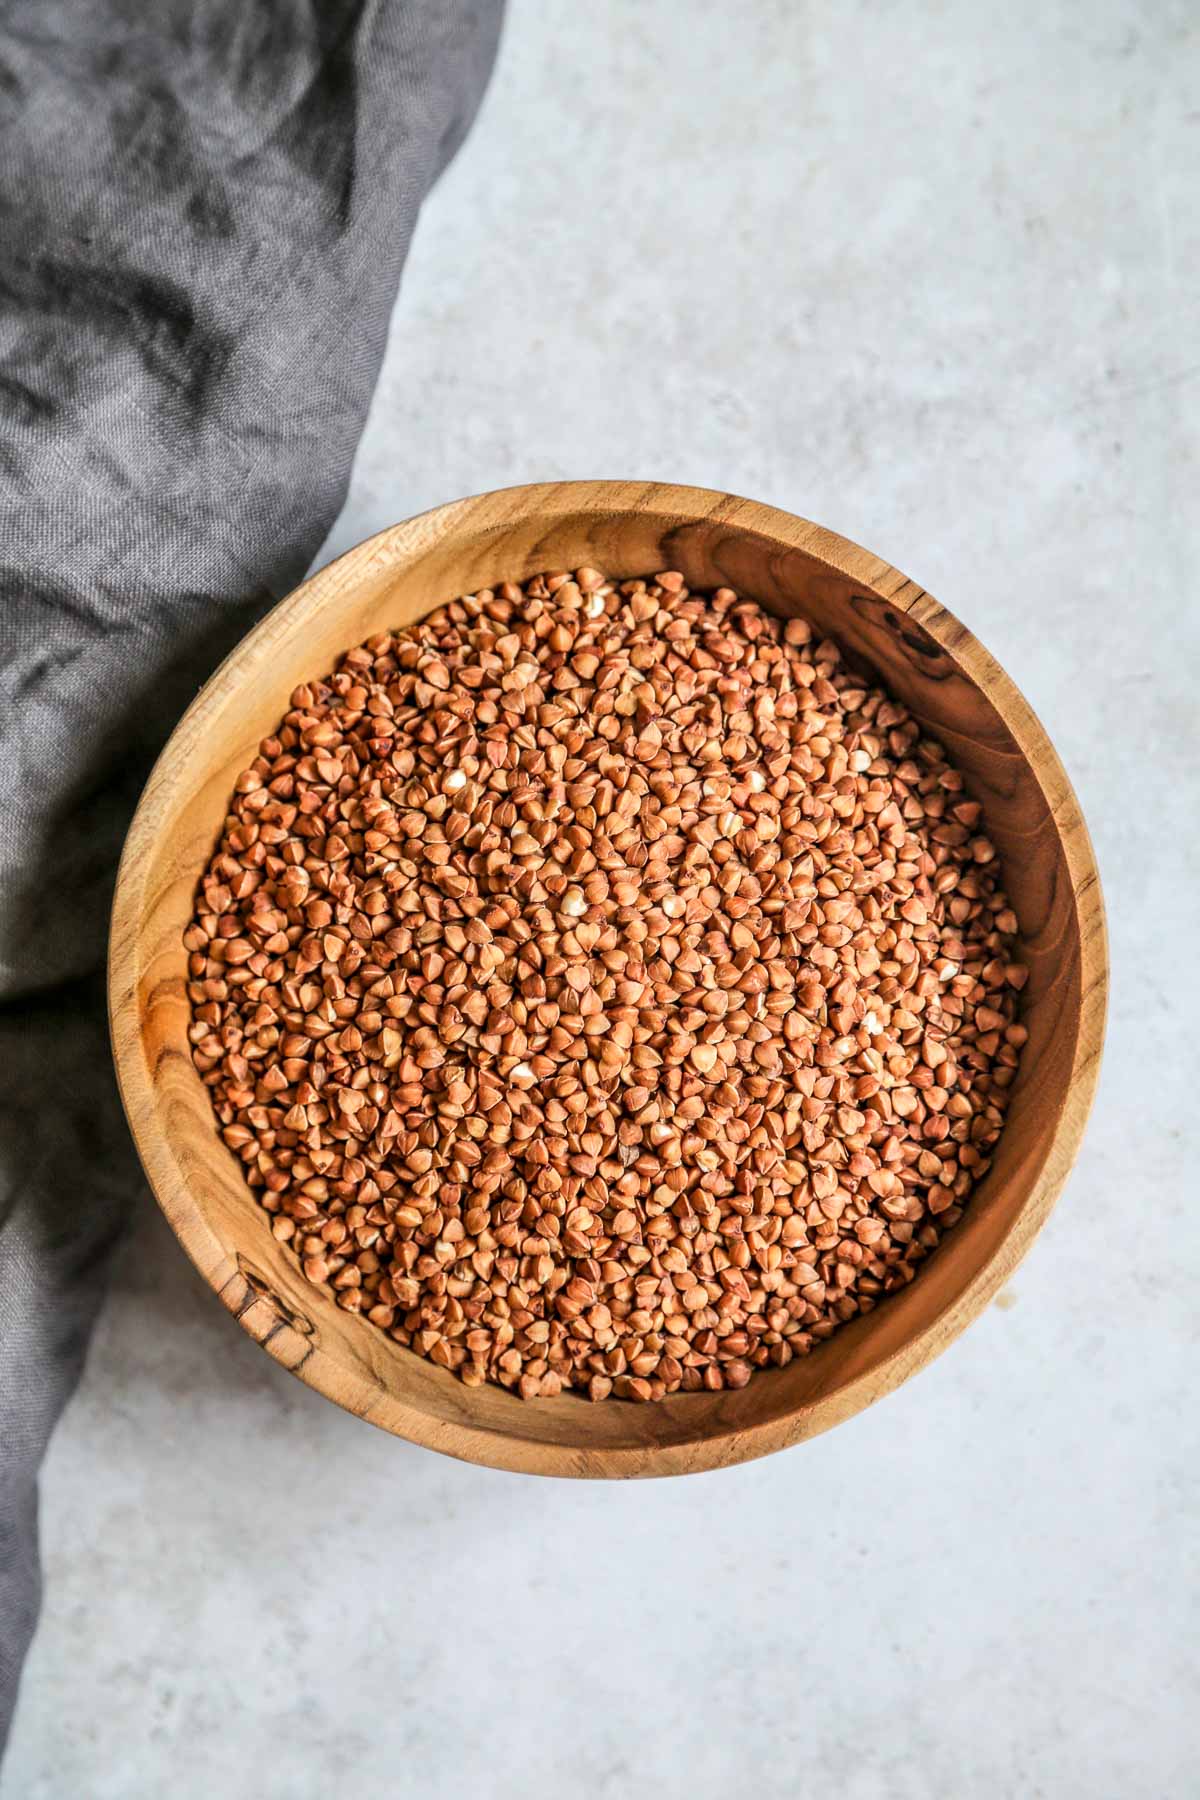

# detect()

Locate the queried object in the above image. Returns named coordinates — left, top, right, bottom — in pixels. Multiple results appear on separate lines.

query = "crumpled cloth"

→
left=0, top=0, right=502, bottom=1750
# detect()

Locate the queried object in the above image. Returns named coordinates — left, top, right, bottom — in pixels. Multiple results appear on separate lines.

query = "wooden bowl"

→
left=109, top=482, right=1106, bottom=1477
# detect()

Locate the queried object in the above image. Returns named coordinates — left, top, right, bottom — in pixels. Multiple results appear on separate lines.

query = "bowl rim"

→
left=108, top=480, right=1108, bottom=1476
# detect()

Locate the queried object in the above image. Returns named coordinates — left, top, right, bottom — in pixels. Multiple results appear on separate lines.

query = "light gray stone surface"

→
left=4, top=2, right=1196, bottom=1795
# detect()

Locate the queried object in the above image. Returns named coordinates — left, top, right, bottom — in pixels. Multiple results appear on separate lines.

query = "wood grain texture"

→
left=108, top=482, right=1107, bottom=1477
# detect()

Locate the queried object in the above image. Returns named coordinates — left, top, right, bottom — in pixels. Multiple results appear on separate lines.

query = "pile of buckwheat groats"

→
left=186, top=568, right=1027, bottom=1401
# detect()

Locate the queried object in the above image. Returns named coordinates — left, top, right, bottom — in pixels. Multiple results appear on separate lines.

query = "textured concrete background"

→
left=5, top=2, right=1197, bottom=1795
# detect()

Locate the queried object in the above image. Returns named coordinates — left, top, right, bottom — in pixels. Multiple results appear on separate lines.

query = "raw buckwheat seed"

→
left=186, top=569, right=1026, bottom=1402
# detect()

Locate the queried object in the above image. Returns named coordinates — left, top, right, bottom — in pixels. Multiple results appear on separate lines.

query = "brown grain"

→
left=185, top=569, right=1024, bottom=1401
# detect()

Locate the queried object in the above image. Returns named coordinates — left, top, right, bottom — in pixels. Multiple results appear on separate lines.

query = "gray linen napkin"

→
left=0, top=0, right=503, bottom=1750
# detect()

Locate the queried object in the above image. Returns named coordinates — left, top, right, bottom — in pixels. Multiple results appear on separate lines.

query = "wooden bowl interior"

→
left=113, top=488, right=1097, bottom=1475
